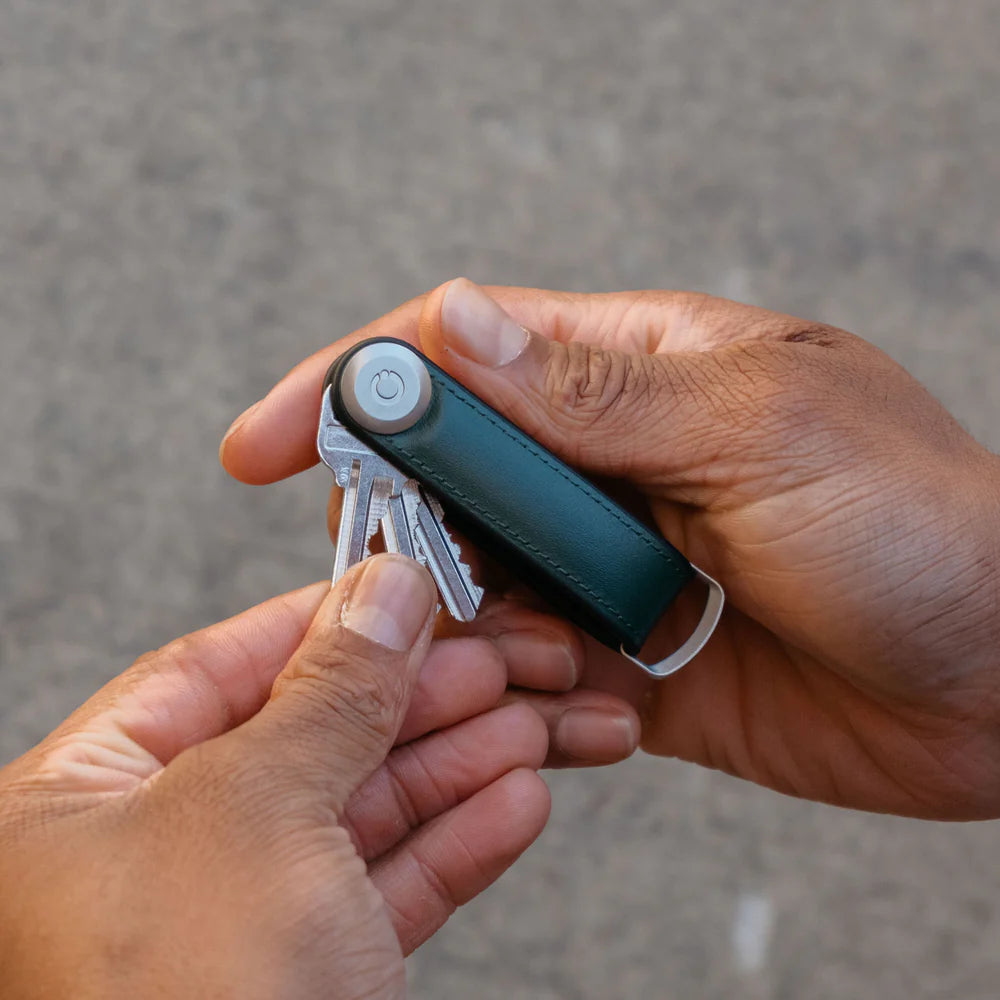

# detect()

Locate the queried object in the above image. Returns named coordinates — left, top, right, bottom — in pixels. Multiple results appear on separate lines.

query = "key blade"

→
left=320, top=384, right=478, bottom=621
left=333, top=458, right=365, bottom=583
left=332, top=461, right=391, bottom=584
left=382, top=493, right=417, bottom=560
left=364, top=477, right=393, bottom=558
left=422, top=493, right=483, bottom=608
left=407, top=484, right=483, bottom=622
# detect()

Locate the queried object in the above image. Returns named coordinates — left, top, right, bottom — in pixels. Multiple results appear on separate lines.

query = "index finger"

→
left=219, top=284, right=663, bottom=485
left=218, top=282, right=809, bottom=486
left=220, top=294, right=427, bottom=485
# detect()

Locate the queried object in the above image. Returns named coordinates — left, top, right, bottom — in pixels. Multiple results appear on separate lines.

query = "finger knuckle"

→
left=137, top=634, right=205, bottom=680
left=133, top=634, right=209, bottom=686
left=287, top=653, right=405, bottom=748
left=410, top=840, right=462, bottom=906
left=544, top=343, right=656, bottom=428
left=384, top=742, right=451, bottom=824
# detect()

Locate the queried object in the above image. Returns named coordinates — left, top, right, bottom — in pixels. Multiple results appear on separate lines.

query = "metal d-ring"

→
left=620, top=566, right=726, bottom=679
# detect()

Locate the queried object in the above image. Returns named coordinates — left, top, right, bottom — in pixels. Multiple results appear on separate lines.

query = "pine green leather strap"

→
left=328, top=340, right=697, bottom=656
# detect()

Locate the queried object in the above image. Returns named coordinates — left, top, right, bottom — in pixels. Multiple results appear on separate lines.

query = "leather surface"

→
left=328, top=340, right=694, bottom=654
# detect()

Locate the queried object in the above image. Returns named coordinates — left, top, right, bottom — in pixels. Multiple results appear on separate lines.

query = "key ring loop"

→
left=620, top=566, right=726, bottom=679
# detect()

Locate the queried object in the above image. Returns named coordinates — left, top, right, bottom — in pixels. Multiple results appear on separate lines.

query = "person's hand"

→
left=0, top=555, right=562, bottom=999
left=220, top=280, right=1000, bottom=821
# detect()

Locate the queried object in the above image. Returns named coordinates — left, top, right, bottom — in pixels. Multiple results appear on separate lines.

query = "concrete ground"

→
left=2, top=1, right=1000, bottom=997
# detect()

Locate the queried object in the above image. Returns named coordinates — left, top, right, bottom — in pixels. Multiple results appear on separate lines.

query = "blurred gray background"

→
left=2, top=1, right=1000, bottom=997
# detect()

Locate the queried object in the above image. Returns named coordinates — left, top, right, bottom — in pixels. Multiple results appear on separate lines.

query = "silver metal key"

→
left=317, top=376, right=483, bottom=622
left=317, top=337, right=724, bottom=680
left=321, top=417, right=404, bottom=583
left=396, top=480, right=483, bottom=622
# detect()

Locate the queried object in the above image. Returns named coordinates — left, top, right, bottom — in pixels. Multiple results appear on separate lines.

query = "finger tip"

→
left=497, top=702, right=551, bottom=769
left=338, top=554, right=438, bottom=652
left=470, top=637, right=510, bottom=703
left=439, top=635, right=509, bottom=702
left=476, top=605, right=585, bottom=692
left=417, top=277, right=465, bottom=368
left=367, top=551, right=436, bottom=592
left=217, top=416, right=269, bottom=485
left=507, top=767, right=552, bottom=830
left=553, top=704, right=641, bottom=767
left=217, top=410, right=256, bottom=480
left=294, top=579, right=337, bottom=605
left=221, top=361, right=330, bottom=485
left=616, top=701, right=642, bottom=745
left=219, top=396, right=273, bottom=483
left=562, top=628, right=586, bottom=689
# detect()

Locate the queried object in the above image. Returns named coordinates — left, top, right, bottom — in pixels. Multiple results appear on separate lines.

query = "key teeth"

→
left=410, top=531, right=428, bottom=567
left=412, top=532, right=483, bottom=613
left=425, top=495, right=448, bottom=522
left=439, top=527, right=483, bottom=604
left=332, top=467, right=484, bottom=622
left=455, top=558, right=484, bottom=602
left=429, top=512, right=483, bottom=607
left=412, top=494, right=483, bottom=621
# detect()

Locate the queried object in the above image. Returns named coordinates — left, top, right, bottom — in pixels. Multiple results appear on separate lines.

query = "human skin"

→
left=0, top=555, right=611, bottom=999
left=221, top=279, right=1000, bottom=820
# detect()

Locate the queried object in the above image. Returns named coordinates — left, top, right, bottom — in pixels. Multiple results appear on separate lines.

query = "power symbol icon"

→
left=340, top=342, right=431, bottom=433
left=371, top=369, right=405, bottom=403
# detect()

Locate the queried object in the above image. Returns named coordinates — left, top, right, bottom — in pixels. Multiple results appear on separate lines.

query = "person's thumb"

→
left=217, top=554, right=438, bottom=810
left=418, top=278, right=796, bottom=504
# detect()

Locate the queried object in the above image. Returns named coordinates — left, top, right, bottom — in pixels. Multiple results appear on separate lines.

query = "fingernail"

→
left=341, top=556, right=436, bottom=651
left=494, top=632, right=580, bottom=690
left=219, top=399, right=263, bottom=457
left=440, top=277, right=530, bottom=368
left=555, top=708, right=640, bottom=763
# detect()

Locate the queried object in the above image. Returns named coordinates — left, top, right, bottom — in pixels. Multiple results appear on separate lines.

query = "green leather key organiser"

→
left=323, top=338, right=725, bottom=678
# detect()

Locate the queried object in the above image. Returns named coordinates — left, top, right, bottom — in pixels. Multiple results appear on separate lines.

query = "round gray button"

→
left=339, top=342, right=432, bottom=434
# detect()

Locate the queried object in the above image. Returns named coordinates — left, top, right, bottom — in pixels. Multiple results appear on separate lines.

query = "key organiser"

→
left=324, top=339, right=725, bottom=678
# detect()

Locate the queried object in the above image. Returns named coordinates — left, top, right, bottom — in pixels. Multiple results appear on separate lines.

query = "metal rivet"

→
left=338, top=342, right=432, bottom=434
